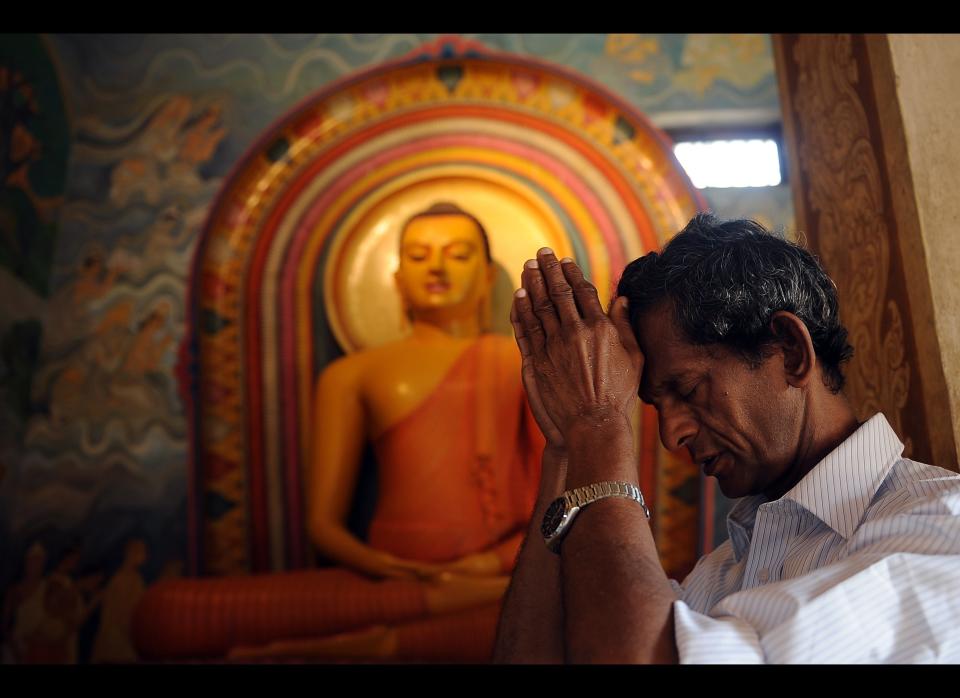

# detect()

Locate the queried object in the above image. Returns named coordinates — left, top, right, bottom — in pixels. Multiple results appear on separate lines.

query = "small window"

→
left=673, top=139, right=782, bottom=189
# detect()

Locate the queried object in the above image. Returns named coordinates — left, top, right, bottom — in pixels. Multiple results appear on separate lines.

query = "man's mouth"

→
left=425, top=281, right=451, bottom=293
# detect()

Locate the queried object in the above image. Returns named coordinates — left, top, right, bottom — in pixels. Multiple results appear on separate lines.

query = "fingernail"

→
left=525, top=259, right=539, bottom=269
left=621, top=296, right=629, bottom=308
left=538, top=247, right=554, bottom=256
left=560, top=257, right=574, bottom=264
left=515, top=288, right=527, bottom=298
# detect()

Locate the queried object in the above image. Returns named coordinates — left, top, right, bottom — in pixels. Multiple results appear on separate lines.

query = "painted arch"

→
left=185, top=36, right=707, bottom=578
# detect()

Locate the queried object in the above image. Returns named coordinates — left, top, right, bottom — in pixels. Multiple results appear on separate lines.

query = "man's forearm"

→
left=493, top=447, right=567, bottom=663
left=561, top=423, right=678, bottom=663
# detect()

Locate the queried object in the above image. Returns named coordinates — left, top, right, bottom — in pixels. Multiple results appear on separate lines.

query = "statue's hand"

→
left=372, top=552, right=500, bottom=582
left=423, top=574, right=511, bottom=615
left=371, top=552, right=445, bottom=581
left=435, top=551, right=502, bottom=578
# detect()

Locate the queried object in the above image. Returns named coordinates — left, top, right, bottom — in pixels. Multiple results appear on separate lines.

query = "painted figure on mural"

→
left=70, top=247, right=127, bottom=307
left=22, top=92, right=222, bottom=433
left=134, top=202, right=544, bottom=662
left=4, top=85, right=222, bottom=666
left=109, top=95, right=227, bottom=208
left=0, top=62, right=64, bottom=259
left=2, top=542, right=47, bottom=663
left=40, top=299, right=174, bottom=429
left=134, top=204, right=199, bottom=278
left=117, top=301, right=174, bottom=383
left=9, top=545, right=104, bottom=664
left=91, top=538, right=147, bottom=663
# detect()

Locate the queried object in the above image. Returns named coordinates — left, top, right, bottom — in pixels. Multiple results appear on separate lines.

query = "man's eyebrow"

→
left=639, top=371, right=699, bottom=403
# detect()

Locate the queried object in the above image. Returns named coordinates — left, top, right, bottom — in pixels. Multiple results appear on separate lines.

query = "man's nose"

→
left=658, top=399, right=698, bottom=452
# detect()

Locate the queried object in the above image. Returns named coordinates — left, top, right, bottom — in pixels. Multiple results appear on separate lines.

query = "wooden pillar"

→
left=773, top=34, right=958, bottom=470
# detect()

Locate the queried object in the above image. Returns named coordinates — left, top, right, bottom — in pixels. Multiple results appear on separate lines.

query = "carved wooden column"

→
left=774, top=34, right=957, bottom=470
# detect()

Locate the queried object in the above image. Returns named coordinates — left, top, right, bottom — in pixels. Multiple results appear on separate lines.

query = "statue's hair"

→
left=616, top=213, right=854, bottom=393
left=400, top=202, right=492, bottom=262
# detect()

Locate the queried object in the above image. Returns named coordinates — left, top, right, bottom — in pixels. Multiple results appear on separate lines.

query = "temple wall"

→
left=0, top=34, right=785, bottom=662
left=887, top=35, right=960, bottom=464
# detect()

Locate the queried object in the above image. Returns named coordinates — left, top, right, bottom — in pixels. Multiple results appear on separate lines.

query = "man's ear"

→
left=769, top=311, right=816, bottom=388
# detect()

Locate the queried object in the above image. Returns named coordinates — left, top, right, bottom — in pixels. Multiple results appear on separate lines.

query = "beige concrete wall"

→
left=888, top=35, right=960, bottom=463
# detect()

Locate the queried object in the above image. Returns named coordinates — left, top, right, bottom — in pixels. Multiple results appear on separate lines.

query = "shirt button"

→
left=757, top=568, right=770, bottom=583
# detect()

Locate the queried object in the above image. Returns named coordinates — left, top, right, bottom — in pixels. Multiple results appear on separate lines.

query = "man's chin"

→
left=716, top=477, right=749, bottom=500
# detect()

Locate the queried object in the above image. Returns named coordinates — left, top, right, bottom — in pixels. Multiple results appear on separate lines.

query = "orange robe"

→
left=369, top=335, right=542, bottom=568
left=132, top=336, right=544, bottom=661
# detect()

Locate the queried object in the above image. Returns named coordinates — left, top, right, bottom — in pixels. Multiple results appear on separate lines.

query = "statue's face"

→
left=396, top=214, right=493, bottom=315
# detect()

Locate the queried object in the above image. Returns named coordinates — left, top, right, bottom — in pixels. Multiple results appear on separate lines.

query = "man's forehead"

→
left=636, top=301, right=686, bottom=356
left=636, top=302, right=708, bottom=397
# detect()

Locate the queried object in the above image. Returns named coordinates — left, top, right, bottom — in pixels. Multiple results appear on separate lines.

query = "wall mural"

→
left=0, top=33, right=785, bottom=663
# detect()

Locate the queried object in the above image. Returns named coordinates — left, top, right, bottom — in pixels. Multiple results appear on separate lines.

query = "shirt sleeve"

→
left=674, top=601, right=765, bottom=663
left=673, top=552, right=960, bottom=663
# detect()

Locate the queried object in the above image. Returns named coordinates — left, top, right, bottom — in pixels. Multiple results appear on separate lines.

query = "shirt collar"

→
left=726, top=494, right=767, bottom=562
left=723, top=413, right=903, bottom=559
left=781, top=412, right=904, bottom=540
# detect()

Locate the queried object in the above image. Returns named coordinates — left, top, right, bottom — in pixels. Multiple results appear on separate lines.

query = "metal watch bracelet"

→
left=566, top=480, right=651, bottom=519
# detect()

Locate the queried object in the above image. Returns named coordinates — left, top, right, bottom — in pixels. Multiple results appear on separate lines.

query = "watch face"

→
left=541, top=497, right=567, bottom=538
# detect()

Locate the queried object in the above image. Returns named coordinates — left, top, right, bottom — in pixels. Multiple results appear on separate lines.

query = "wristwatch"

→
left=541, top=481, right=650, bottom=553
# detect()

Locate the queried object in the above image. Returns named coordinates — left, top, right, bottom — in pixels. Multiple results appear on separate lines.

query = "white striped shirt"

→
left=672, top=413, right=960, bottom=663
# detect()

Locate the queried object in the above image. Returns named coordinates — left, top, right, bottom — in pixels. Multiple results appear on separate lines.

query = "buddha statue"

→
left=132, top=203, right=544, bottom=662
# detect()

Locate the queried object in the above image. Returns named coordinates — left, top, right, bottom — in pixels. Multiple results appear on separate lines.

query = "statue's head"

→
left=395, top=202, right=495, bottom=324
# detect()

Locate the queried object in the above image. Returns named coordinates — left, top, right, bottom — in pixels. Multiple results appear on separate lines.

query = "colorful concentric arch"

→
left=185, top=37, right=707, bottom=578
